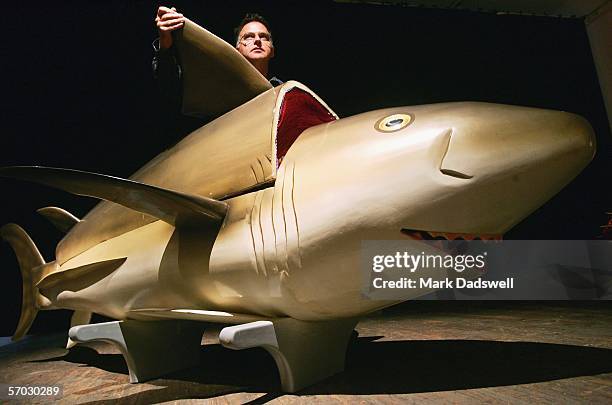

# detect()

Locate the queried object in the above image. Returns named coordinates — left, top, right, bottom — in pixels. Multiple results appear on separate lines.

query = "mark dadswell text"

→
left=372, top=277, right=514, bottom=289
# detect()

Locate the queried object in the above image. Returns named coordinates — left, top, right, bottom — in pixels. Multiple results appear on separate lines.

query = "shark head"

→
left=286, top=102, right=595, bottom=243
left=271, top=101, right=596, bottom=318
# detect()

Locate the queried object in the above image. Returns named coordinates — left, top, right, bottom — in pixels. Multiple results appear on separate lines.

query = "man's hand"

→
left=155, top=6, right=185, bottom=49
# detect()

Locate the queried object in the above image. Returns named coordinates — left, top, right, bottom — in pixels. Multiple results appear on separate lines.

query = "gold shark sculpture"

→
left=0, top=19, right=596, bottom=391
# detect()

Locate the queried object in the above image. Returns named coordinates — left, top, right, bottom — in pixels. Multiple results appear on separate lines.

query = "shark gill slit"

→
left=249, top=164, right=259, bottom=183
left=254, top=191, right=268, bottom=276
left=290, top=163, right=302, bottom=267
left=270, top=178, right=280, bottom=274
left=261, top=190, right=275, bottom=276
left=279, top=162, right=290, bottom=273
left=247, top=192, right=260, bottom=276
left=257, top=156, right=266, bottom=179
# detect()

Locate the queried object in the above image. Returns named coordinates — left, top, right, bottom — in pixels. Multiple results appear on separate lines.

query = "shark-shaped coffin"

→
left=0, top=18, right=596, bottom=392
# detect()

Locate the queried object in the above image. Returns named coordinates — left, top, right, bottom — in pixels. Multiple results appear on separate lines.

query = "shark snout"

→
left=427, top=104, right=596, bottom=233
left=438, top=104, right=595, bottom=182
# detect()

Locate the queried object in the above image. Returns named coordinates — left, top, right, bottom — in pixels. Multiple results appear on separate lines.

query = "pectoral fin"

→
left=0, top=166, right=228, bottom=227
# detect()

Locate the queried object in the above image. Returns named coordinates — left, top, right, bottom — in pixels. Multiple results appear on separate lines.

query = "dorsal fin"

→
left=37, top=206, right=80, bottom=233
left=0, top=166, right=228, bottom=226
left=174, top=18, right=273, bottom=118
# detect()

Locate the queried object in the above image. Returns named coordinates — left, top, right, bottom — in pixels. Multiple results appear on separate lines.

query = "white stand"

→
left=219, top=318, right=358, bottom=392
left=69, top=317, right=358, bottom=391
left=69, top=320, right=204, bottom=383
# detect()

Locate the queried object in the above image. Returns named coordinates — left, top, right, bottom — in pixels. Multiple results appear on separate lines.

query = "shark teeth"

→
left=401, top=228, right=502, bottom=241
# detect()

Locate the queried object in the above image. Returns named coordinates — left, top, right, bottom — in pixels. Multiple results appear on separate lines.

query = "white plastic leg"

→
left=219, top=318, right=358, bottom=392
left=69, top=320, right=204, bottom=383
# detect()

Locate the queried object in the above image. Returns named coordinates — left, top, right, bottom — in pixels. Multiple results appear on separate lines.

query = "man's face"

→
left=236, top=21, right=274, bottom=63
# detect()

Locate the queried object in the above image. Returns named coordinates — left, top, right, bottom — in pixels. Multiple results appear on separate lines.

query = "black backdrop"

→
left=0, top=1, right=609, bottom=336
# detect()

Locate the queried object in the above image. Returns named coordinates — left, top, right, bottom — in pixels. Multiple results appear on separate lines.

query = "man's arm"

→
left=152, top=6, right=185, bottom=114
left=155, top=6, right=184, bottom=49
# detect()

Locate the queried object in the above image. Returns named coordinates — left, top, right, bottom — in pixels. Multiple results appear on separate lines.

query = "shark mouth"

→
left=401, top=228, right=503, bottom=241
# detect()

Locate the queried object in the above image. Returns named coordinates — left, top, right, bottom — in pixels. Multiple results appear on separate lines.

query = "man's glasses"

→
left=239, top=32, right=272, bottom=45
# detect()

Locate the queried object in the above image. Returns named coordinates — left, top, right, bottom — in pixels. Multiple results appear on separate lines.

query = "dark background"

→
left=0, top=1, right=609, bottom=336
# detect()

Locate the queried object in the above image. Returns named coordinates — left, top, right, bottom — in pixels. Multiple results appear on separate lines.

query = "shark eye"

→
left=375, top=113, right=414, bottom=133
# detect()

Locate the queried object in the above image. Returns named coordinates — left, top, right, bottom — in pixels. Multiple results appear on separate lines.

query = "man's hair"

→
left=234, top=13, right=273, bottom=45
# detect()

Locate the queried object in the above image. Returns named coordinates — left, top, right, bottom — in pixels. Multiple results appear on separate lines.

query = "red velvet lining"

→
left=276, top=88, right=336, bottom=166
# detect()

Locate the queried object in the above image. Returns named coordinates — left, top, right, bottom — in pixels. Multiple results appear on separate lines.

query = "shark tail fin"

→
left=0, top=223, right=49, bottom=341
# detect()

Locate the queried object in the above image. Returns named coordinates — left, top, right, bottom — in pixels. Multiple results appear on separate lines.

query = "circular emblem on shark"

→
left=375, top=113, right=414, bottom=132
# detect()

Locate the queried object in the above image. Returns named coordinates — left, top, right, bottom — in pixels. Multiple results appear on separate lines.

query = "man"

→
left=153, top=6, right=281, bottom=110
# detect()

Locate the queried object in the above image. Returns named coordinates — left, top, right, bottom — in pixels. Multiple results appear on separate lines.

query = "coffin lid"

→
left=175, top=18, right=273, bottom=119
left=56, top=81, right=337, bottom=265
